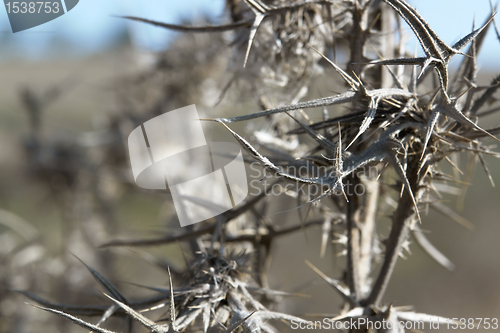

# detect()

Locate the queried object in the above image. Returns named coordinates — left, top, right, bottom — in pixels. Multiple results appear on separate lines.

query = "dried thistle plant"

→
left=14, top=0, right=500, bottom=332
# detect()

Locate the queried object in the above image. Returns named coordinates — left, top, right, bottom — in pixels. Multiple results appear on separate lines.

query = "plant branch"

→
left=362, top=157, right=420, bottom=307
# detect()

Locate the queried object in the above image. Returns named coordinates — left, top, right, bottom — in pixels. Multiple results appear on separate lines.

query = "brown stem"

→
left=357, top=173, right=380, bottom=297
left=346, top=181, right=361, bottom=300
left=347, top=1, right=370, bottom=76
left=344, top=0, right=371, bottom=305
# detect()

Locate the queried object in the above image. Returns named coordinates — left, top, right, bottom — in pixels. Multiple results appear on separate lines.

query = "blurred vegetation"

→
left=1, top=1, right=500, bottom=332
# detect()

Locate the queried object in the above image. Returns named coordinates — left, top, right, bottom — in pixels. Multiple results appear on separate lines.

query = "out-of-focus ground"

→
left=0, top=44, right=500, bottom=332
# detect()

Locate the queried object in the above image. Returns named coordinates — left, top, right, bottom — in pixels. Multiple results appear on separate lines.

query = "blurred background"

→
left=0, top=0, right=499, bottom=332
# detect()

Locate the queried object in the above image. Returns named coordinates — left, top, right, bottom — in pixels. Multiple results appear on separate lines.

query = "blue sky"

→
left=0, top=0, right=226, bottom=57
left=0, top=0, right=499, bottom=67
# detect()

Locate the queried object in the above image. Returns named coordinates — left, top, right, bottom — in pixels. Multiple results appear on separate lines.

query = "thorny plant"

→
left=11, top=0, right=500, bottom=332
